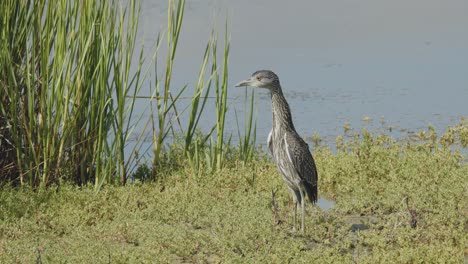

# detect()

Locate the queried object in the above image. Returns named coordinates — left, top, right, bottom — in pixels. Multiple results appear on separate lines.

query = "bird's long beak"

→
left=235, top=78, right=253, bottom=87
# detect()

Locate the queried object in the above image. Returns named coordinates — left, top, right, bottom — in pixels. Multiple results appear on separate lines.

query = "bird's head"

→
left=235, top=70, right=280, bottom=90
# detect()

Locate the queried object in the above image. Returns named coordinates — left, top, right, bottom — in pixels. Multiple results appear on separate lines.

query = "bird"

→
left=236, top=70, right=318, bottom=232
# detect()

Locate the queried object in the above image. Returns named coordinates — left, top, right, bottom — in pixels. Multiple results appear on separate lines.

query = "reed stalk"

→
left=0, top=0, right=145, bottom=187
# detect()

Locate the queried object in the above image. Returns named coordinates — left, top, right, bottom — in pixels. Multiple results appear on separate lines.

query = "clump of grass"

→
left=0, top=0, right=146, bottom=187
left=1, top=0, right=253, bottom=188
left=147, top=13, right=234, bottom=176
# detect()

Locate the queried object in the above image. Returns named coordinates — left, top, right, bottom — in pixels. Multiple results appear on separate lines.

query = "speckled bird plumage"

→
left=236, top=70, right=318, bottom=232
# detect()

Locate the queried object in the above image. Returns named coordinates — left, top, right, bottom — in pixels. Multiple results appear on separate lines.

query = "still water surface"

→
left=134, top=0, right=467, bottom=146
left=131, top=0, right=467, bottom=210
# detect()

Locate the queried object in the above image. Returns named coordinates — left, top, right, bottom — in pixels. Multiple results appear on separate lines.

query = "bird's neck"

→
left=270, top=88, right=296, bottom=133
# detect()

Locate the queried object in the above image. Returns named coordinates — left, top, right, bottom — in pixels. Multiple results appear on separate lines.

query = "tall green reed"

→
left=236, top=88, right=257, bottom=163
left=184, top=38, right=213, bottom=154
left=148, top=5, right=235, bottom=175
left=210, top=24, right=230, bottom=171
left=1, top=0, right=258, bottom=187
left=183, top=38, right=215, bottom=174
left=187, top=27, right=231, bottom=173
left=150, top=0, right=187, bottom=176
left=0, top=0, right=145, bottom=188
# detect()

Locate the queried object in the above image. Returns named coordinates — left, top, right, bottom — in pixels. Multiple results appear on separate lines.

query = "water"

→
left=317, top=197, right=335, bottom=211
left=133, top=0, right=468, bottom=148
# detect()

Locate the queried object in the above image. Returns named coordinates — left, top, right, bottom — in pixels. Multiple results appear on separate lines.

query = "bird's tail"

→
left=304, top=182, right=318, bottom=204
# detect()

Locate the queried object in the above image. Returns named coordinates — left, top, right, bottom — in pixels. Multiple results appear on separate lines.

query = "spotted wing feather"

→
left=267, top=130, right=274, bottom=156
left=284, top=132, right=318, bottom=204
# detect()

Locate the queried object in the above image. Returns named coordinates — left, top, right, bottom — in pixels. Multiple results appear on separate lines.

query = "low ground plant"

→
left=1, top=123, right=466, bottom=262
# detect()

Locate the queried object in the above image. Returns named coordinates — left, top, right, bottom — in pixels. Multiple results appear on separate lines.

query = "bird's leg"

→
left=301, top=189, right=306, bottom=232
left=292, top=197, right=298, bottom=232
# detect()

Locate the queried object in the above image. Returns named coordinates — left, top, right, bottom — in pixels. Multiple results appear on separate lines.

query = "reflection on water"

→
left=317, top=197, right=335, bottom=211
left=133, top=0, right=468, bottom=147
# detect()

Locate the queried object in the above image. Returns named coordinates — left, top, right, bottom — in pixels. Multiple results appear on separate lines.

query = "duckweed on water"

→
left=1, top=123, right=467, bottom=263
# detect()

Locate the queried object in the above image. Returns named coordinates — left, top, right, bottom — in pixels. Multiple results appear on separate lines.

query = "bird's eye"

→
left=256, top=76, right=262, bottom=81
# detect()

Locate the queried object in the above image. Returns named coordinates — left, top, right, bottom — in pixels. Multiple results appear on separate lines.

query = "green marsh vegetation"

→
left=1, top=0, right=146, bottom=187
left=1, top=122, right=467, bottom=262
left=0, top=0, right=236, bottom=186
left=1, top=0, right=467, bottom=262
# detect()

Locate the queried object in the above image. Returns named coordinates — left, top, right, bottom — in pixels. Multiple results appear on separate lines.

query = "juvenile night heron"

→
left=236, top=70, right=318, bottom=232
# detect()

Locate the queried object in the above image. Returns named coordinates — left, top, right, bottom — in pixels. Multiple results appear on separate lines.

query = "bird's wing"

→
left=267, top=130, right=274, bottom=156
left=283, top=132, right=318, bottom=202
